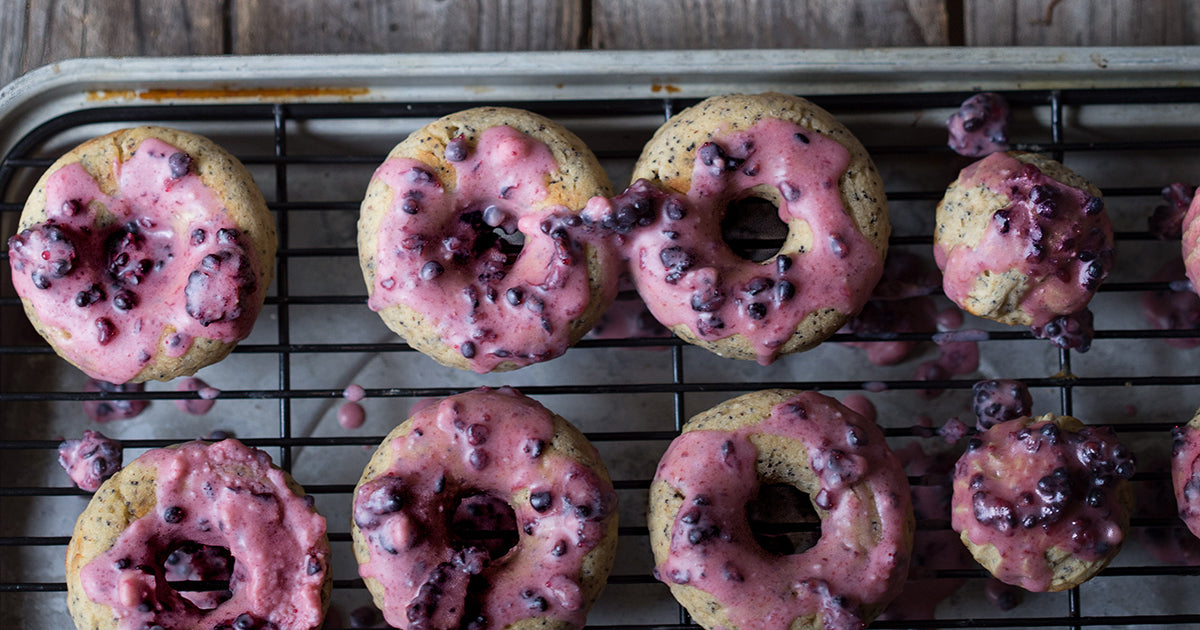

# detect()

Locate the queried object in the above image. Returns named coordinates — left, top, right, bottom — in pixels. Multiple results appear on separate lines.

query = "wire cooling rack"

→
left=4, top=73, right=1200, bottom=629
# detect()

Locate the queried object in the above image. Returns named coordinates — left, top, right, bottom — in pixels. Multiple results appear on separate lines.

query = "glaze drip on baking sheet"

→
left=6, top=138, right=260, bottom=383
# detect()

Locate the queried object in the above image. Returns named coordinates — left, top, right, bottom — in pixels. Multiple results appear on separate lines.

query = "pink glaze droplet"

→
left=841, top=394, right=877, bottom=424
left=338, top=402, right=367, bottom=429
left=343, top=383, right=366, bottom=403
left=198, top=386, right=220, bottom=400
left=83, top=379, right=148, bottom=423
left=175, top=377, right=216, bottom=415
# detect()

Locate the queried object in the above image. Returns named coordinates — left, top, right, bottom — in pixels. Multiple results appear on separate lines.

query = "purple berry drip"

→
left=1147, top=183, right=1196, bottom=240
left=57, top=430, right=122, bottom=492
left=1030, top=309, right=1095, bottom=352
left=947, top=92, right=1010, bottom=157
left=660, top=246, right=695, bottom=283
left=972, top=379, right=1032, bottom=431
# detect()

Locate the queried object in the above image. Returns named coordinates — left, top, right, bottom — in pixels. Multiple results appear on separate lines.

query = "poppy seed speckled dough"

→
left=358, top=107, right=618, bottom=373
left=626, top=93, right=890, bottom=363
left=9, top=126, right=276, bottom=383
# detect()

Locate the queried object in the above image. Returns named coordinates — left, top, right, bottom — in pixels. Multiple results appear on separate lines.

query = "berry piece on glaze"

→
left=947, top=92, right=1010, bottom=157
left=167, top=152, right=193, bottom=179
left=1030, top=309, right=1095, bottom=352
left=57, top=430, right=122, bottom=492
left=184, top=250, right=257, bottom=326
left=104, top=224, right=156, bottom=287
left=972, top=379, right=1033, bottom=431
left=354, top=474, right=407, bottom=530
left=445, top=135, right=470, bottom=162
left=7, top=223, right=78, bottom=289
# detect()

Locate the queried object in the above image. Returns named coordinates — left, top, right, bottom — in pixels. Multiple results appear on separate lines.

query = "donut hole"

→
left=458, top=205, right=525, bottom=275
left=722, top=193, right=789, bottom=262
left=161, top=541, right=234, bottom=610
left=746, top=483, right=821, bottom=556
left=450, top=492, right=519, bottom=560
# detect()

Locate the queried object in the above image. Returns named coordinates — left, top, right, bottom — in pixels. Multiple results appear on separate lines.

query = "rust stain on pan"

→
left=651, top=84, right=682, bottom=94
left=87, top=86, right=370, bottom=101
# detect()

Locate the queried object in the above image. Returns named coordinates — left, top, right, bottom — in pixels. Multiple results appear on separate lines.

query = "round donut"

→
left=351, top=387, right=619, bottom=630
left=1179, top=188, right=1200, bottom=293
left=951, top=414, right=1134, bottom=592
left=65, top=439, right=332, bottom=630
left=6, top=126, right=275, bottom=384
left=610, top=92, right=889, bottom=364
left=934, top=151, right=1114, bottom=329
left=1171, top=407, right=1200, bottom=539
left=358, top=107, right=619, bottom=373
left=648, top=389, right=913, bottom=630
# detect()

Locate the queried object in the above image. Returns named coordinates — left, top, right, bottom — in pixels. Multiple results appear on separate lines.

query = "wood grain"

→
left=231, top=0, right=584, bottom=54
left=591, top=0, right=950, bottom=49
left=965, top=0, right=1200, bottom=46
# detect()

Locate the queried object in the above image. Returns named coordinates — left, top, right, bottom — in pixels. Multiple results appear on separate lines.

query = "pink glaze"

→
left=934, top=152, right=1114, bottom=328
left=338, top=402, right=367, bottom=429
left=951, top=417, right=1133, bottom=591
left=1170, top=423, right=1200, bottom=539
left=83, top=379, right=149, bottom=422
left=7, top=138, right=262, bottom=383
left=916, top=307, right=981, bottom=399
left=79, top=439, right=329, bottom=629
left=175, top=377, right=216, bottom=415
left=368, top=127, right=617, bottom=372
left=343, top=383, right=366, bottom=402
left=1181, top=191, right=1200, bottom=296
left=947, top=93, right=1010, bottom=158
left=353, top=387, right=617, bottom=630
left=841, top=393, right=877, bottom=424
left=653, top=392, right=911, bottom=630
left=610, top=119, right=883, bottom=365
left=163, top=543, right=234, bottom=609
left=58, top=429, right=122, bottom=492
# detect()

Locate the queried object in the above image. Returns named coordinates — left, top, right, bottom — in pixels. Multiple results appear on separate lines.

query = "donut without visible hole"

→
left=648, top=389, right=913, bottom=630
left=951, top=414, right=1134, bottom=592
left=1179, top=189, right=1200, bottom=295
left=65, top=439, right=332, bottom=630
left=1171, top=407, right=1200, bottom=539
left=7, top=126, right=276, bottom=383
left=351, top=387, right=619, bottom=630
left=358, top=107, right=619, bottom=373
left=934, top=151, right=1113, bottom=328
left=617, top=93, right=889, bottom=364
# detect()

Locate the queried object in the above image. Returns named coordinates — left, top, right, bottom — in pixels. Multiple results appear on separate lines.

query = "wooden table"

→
left=2, top=0, right=1198, bottom=89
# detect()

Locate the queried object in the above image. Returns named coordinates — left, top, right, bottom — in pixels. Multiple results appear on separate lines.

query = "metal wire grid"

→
left=2, top=87, right=1200, bottom=629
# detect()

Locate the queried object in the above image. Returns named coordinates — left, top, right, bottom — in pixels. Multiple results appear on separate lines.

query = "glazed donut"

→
left=1171, top=407, right=1200, bottom=539
left=1180, top=188, right=1200, bottom=293
left=358, top=107, right=619, bottom=373
left=605, top=92, right=888, bottom=364
left=65, top=439, right=331, bottom=630
left=648, top=390, right=913, bottom=630
left=934, top=151, right=1114, bottom=344
left=6, top=126, right=275, bottom=383
left=351, top=387, right=619, bottom=630
left=951, top=414, right=1134, bottom=592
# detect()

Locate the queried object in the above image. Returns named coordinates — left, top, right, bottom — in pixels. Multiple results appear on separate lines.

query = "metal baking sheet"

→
left=4, top=49, right=1200, bottom=630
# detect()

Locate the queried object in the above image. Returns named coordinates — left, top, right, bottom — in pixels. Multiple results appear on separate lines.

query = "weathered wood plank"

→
left=7, top=0, right=223, bottom=86
left=965, top=0, right=1200, bottom=46
left=231, top=0, right=584, bottom=54
left=0, top=0, right=27, bottom=88
left=591, top=0, right=950, bottom=49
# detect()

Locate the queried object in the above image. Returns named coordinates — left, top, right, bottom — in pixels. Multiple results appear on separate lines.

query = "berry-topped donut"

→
left=951, top=414, right=1134, bottom=592
left=609, top=93, right=889, bottom=364
left=7, top=126, right=275, bottom=383
left=935, top=151, right=1114, bottom=350
left=351, top=387, right=619, bottom=630
left=648, top=390, right=913, bottom=630
left=65, top=439, right=331, bottom=629
left=1171, top=407, right=1200, bottom=539
left=358, top=107, right=619, bottom=372
left=1179, top=187, right=1200, bottom=293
